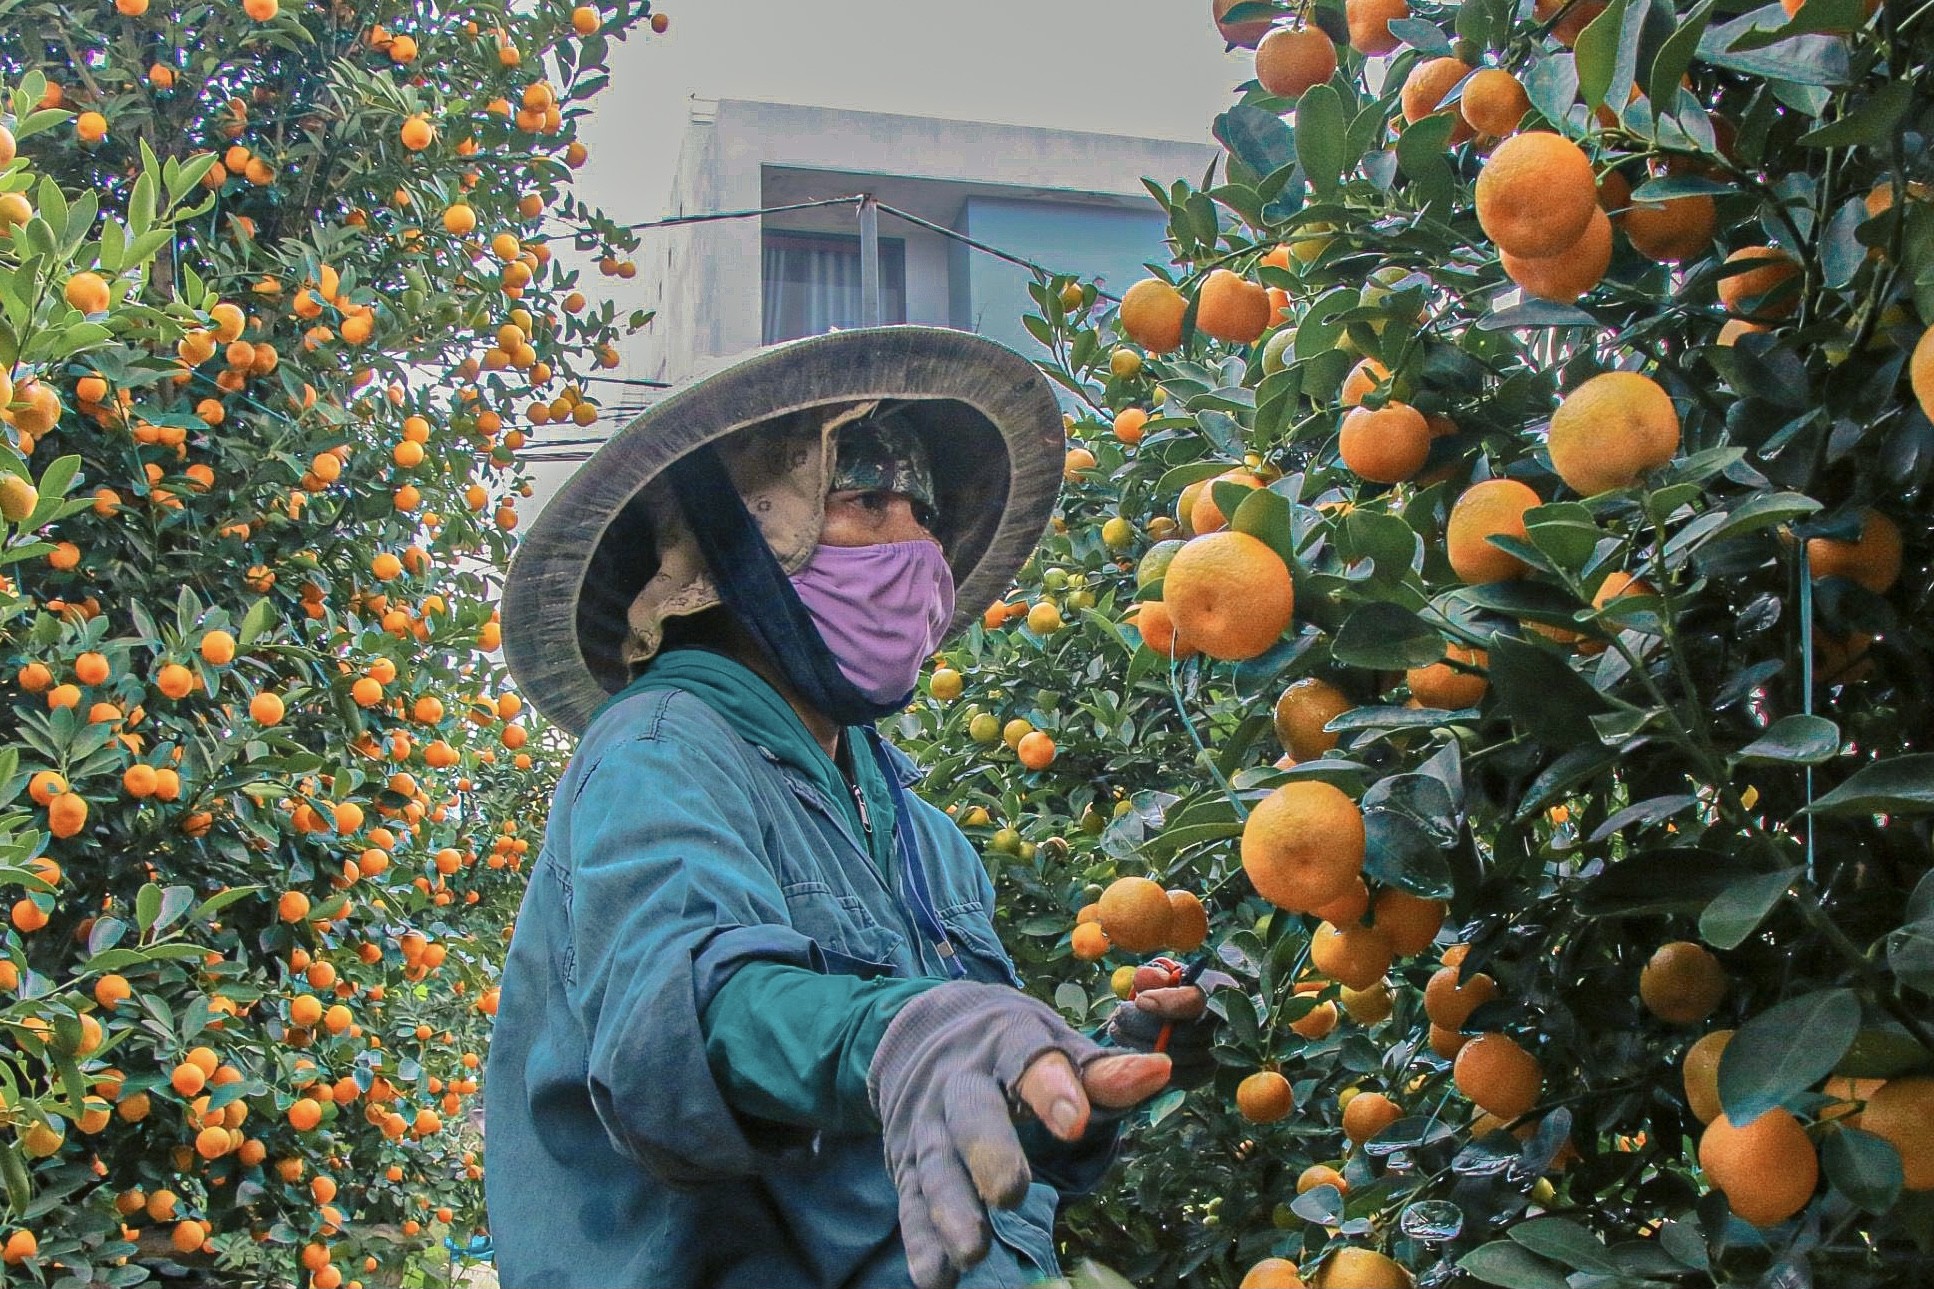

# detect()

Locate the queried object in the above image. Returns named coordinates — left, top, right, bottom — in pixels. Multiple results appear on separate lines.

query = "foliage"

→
left=0, top=0, right=656, bottom=1277
left=899, top=0, right=1934, bottom=1284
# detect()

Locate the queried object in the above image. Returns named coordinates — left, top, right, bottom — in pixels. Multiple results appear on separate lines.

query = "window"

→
left=761, top=230, right=906, bottom=343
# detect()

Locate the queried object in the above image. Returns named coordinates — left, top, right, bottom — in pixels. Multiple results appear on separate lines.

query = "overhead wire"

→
left=515, top=190, right=1112, bottom=458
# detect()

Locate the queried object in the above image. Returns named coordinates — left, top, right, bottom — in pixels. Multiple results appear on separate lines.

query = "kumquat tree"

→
left=900, top=0, right=1934, bottom=1284
left=0, top=0, right=658, bottom=1280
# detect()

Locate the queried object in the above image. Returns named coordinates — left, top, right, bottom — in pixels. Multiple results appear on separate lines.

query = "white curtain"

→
left=762, top=233, right=905, bottom=343
left=762, top=237, right=865, bottom=343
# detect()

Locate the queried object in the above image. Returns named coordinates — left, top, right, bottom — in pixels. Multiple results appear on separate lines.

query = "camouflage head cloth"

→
left=827, top=406, right=939, bottom=520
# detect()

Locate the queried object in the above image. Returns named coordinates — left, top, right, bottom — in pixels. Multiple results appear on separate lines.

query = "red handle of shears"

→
left=1131, top=957, right=1187, bottom=1054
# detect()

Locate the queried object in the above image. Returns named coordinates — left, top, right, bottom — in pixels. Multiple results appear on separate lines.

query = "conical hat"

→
left=501, top=326, right=1064, bottom=737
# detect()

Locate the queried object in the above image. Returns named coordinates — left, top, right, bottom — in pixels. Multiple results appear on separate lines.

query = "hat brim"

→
left=502, top=326, right=1065, bottom=737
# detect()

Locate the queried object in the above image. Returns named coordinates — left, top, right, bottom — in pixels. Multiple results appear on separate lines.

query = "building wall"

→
left=635, top=98, right=1216, bottom=384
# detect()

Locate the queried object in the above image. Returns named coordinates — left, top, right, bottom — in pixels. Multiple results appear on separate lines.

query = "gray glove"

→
left=866, top=980, right=1109, bottom=1289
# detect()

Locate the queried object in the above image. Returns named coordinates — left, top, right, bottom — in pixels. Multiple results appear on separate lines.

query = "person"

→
left=485, top=327, right=1221, bottom=1289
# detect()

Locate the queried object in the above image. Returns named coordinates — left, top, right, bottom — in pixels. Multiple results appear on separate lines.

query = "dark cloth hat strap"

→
left=662, top=444, right=912, bottom=726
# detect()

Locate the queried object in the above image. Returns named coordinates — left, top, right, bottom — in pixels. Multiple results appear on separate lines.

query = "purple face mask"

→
left=789, top=541, right=957, bottom=704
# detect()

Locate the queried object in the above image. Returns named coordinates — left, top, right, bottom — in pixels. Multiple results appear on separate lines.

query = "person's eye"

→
left=912, top=500, right=937, bottom=530
left=859, top=492, right=890, bottom=514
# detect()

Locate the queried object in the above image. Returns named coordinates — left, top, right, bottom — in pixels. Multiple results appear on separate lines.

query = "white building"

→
left=629, top=97, right=1215, bottom=381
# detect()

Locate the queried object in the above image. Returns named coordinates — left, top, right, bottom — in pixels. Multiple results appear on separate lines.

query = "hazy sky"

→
left=574, top=0, right=1254, bottom=222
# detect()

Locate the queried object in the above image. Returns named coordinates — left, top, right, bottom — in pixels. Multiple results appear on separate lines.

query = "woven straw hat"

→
left=501, top=326, right=1064, bottom=737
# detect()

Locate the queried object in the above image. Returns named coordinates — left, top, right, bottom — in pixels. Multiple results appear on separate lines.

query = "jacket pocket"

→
left=936, top=901, right=1023, bottom=988
left=783, top=881, right=906, bottom=969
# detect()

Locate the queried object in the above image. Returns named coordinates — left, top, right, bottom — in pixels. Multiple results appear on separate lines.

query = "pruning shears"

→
left=1128, top=956, right=1209, bottom=1054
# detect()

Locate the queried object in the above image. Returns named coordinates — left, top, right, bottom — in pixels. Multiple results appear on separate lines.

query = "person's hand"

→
left=1012, top=1044, right=1172, bottom=1134
left=1102, top=957, right=1237, bottom=1088
left=867, top=981, right=1172, bottom=1289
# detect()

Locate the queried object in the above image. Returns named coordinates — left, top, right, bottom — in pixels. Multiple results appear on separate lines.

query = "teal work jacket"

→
left=482, top=681, right=1119, bottom=1288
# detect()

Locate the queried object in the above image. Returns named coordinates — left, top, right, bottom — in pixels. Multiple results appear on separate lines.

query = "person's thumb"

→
left=1080, top=1052, right=1172, bottom=1108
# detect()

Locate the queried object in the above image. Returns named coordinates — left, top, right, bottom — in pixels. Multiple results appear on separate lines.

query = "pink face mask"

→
left=789, top=541, right=957, bottom=704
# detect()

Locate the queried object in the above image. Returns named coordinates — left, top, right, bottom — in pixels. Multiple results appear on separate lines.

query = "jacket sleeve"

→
left=924, top=798, right=1129, bottom=1197
left=562, top=702, right=841, bottom=1185
left=699, top=960, right=938, bottom=1133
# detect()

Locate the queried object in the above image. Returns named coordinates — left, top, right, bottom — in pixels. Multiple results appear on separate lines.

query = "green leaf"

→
left=1331, top=602, right=1444, bottom=670
left=12, top=108, right=70, bottom=143
left=1820, top=195, right=1867, bottom=289
left=129, top=169, right=157, bottom=237
left=1291, top=1183, right=1344, bottom=1225
left=134, top=883, right=162, bottom=932
left=1509, top=1217, right=1618, bottom=1273
left=1327, top=706, right=1466, bottom=735
left=169, top=151, right=220, bottom=201
left=1698, top=13, right=1849, bottom=85
left=1575, top=849, right=1761, bottom=916
left=0, top=1141, right=28, bottom=1214
left=86, top=917, right=127, bottom=956
left=1232, top=487, right=1295, bottom=568
left=1807, top=755, right=1934, bottom=816
left=1142, top=820, right=1245, bottom=859
left=1515, top=744, right=1617, bottom=822
left=29, top=456, right=82, bottom=523
left=1456, top=0, right=1514, bottom=51
left=1362, top=808, right=1454, bottom=899
left=1296, top=86, right=1348, bottom=195
left=1699, top=866, right=1801, bottom=950
left=1737, top=715, right=1839, bottom=765
left=1629, top=173, right=1734, bottom=202
left=1522, top=54, right=1580, bottom=132
left=1697, top=491, right=1820, bottom=548
left=1585, top=793, right=1697, bottom=843
left=1196, top=410, right=1244, bottom=458
left=1823, top=1125, right=1904, bottom=1213
left=1798, top=78, right=1914, bottom=149
left=1394, top=113, right=1456, bottom=214
left=1363, top=772, right=1460, bottom=843
left=149, top=890, right=196, bottom=937
left=1718, top=987, right=1860, bottom=1126
left=1453, top=580, right=1593, bottom=632
left=1887, top=916, right=1934, bottom=995
left=1338, top=508, right=1422, bottom=578
left=1836, top=1027, right=1932, bottom=1079
left=1487, top=636, right=1611, bottom=746
left=1214, top=105, right=1297, bottom=178
left=1141, top=1090, right=1186, bottom=1130
left=1054, top=982, right=1088, bottom=1021
left=1523, top=516, right=1600, bottom=575
left=1646, top=0, right=1717, bottom=116
left=1459, top=1242, right=1569, bottom=1289
left=239, top=596, right=274, bottom=647
left=1480, top=300, right=1597, bottom=331
left=1573, top=0, right=1633, bottom=110
left=1386, top=17, right=1454, bottom=54
left=1156, top=460, right=1239, bottom=497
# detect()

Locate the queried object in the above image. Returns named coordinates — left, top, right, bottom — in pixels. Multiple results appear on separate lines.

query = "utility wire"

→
left=872, top=201, right=1122, bottom=303
left=613, top=193, right=1107, bottom=297
left=525, top=192, right=1119, bottom=441
left=617, top=195, right=868, bottom=232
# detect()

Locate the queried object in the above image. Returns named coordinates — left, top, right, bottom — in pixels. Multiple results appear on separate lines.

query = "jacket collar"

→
left=749, top=733, right=924, bottom=789
left=873, top=736, right=925, bottom=788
